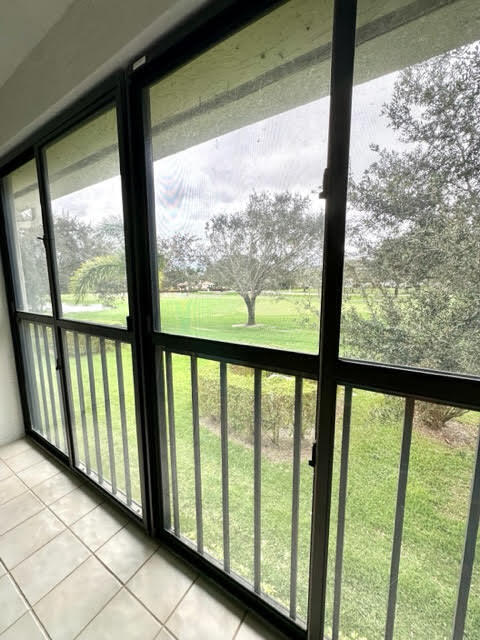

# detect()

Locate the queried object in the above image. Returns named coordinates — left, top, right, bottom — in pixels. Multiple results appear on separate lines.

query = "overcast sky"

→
left=51, top=69, right=404, bottom=242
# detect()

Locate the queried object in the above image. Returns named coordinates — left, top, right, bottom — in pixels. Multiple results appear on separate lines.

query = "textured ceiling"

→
left=0, top=0, right=76, bottom=88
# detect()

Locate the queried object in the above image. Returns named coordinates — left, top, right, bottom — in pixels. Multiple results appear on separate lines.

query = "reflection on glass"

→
left=326, top=388, right=479, bottom=640
left=340, top=0, right=480, bottom=376
left=147, top=0, right=331, bottom=353
left=3, top=160, right=52, bottom=314
left=45, top=108, right=128, bottom=327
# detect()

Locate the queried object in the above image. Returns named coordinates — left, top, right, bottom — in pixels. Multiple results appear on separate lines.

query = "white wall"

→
left=0, top=260, right=23, bottom=445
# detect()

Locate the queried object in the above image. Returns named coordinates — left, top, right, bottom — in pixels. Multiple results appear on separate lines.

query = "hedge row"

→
left=198, top=367, right=317, bottom=445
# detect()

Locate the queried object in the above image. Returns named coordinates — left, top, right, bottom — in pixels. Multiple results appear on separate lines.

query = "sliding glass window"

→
left=2, top=160, right=52, bottom=314
left=146, top=0, right=331, bottom=354
left=340, top=0, right=480, bottom=377
left=44, top=107, right=129, bottom=328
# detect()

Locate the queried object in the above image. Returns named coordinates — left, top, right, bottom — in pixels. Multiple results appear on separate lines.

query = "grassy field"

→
left=31, top=291, right=480, bottom=638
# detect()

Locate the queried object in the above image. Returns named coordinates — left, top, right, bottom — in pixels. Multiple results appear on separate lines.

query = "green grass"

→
left=30, top=291, right=480, bottom=638
left=61, top=290, right=321, bottom=352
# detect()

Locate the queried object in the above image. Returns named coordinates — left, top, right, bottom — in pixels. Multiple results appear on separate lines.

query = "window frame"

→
left=0, top=1, right=478, bottom=639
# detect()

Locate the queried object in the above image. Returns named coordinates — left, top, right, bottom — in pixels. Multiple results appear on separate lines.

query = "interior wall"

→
left=0, top=259, right=22, bottom=445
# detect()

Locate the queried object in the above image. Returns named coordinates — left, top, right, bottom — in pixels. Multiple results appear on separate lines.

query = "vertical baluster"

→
left=156, top=348, right=171, bottom=529
left=385, top=397, right=415, bottom=640
left=452, top=427, right=480, bottom=640
left=86, top=335, right=103, bottom=483
left=42, top=325, right=60, bottom=448
left=34, top=323, right=51, bottom=441
left=191, top=356, right=204, bottom=553
left=220, top=362, right=230, bottom=572
left=100, top=338, right=117, bottom=495
left=74, top=332, right=90, bottom=473
left=165, top=351, right=180, bottom=533
left=23, top=323, right=42, bottom=432
left=62, top=333, right=78, bottom=458
left=290, top=376, right=303, bottom=618
left=332, top=385, right=353, bottom=639
left=116, top=341, right=132, bottom=505
left=254, top=368, right=262, bottom=593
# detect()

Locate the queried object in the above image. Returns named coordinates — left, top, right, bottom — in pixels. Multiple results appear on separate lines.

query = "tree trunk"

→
left=244, top=296, right=256, bottom=326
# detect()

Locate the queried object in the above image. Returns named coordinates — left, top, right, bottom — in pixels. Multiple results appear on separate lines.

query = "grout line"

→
left=2, top=511, right=66, bottom=572
left=0, top=443, right=36, bottom=463
left=5, top=447, right=249, bottom=640
left=164, top=575, right=199, bottom=627
left=0, top=486, right=29, bottom=509
left=233, top=610, right=249, bottom=639
left=0, top=493, right=44, bottom=537
left=4, top=564, right=53, bottom=639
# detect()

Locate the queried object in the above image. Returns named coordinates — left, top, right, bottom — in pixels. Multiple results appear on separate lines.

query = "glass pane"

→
left=163, top=351, right=316, bottom=623
left=20, top=320, right=68, bottom=453
left=45, top=108, right=128, bottom=327
left=326, top=387, right=480, bottom=640
left=3, top=160, right=52, bottom=314
left=340, top=1, right=480, bottom=375
left=147, top=0, right=332, bottom=353
left=64, top=331, right=142, bottom=514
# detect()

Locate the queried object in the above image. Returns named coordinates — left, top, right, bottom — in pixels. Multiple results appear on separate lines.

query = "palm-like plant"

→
left=70, top=254, right=126, bottom=307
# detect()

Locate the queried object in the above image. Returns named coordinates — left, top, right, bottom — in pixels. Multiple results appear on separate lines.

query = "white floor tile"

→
left=17, top=459, right=61, bottom=488
left=167, top=578, right=244, bottom=640
left=156, top=629, right=175, bottom=640
left=0, top=509, right=65, bottom=569
left=0, top=461, right=13, bottom=481
left=78, top=588, right=160, bottom=640
left=34, top=556, right=120, bottom=640
left=71, top=503, right=127, bottom=551
left=127, top=547, right=196, bottom=621
left=0, top=439, right=33, bottom=461
left=12, top=530, right=90, bottom=604
left=50, top=486, right=102, bottom=525
left=31, top=472, right=81, bottom=505
left=97, top=523, right=157, bottom=583
left=0, top=475, right=27, bottom=505
left=6, top=449, right=45, bottom=473
left=0, top=574, right=28, bottom=634
left=0, top=492, right=44, bottom=536
left=0, top=611, right=46, bottom=639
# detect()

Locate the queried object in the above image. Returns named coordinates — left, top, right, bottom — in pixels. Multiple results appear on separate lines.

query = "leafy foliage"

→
left=69, top=254, right=126, bottom=306
left=342, top=44, right=480, bottom=426
left=198, top=367, right=317, bottom=445
left=205, top=190, right=322, bottom=324
left=157, top=233, right=203, bottom=290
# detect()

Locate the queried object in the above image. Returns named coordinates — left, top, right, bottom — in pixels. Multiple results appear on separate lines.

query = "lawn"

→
left=30, top=291, right=480, bottom=638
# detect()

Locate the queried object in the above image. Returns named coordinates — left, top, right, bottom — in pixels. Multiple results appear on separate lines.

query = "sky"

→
left=50, top=69, right=404, bottom=245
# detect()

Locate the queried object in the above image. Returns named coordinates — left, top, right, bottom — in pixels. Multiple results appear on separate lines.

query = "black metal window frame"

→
left=0, top=1, right=479, bottom=638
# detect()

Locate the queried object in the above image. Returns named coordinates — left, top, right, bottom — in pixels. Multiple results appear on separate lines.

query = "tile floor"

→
left=0, top=438, right=283, bottom=640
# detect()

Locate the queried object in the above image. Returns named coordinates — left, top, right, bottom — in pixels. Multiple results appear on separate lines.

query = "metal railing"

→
left=63, top=330, right=142, bottom=515
left=20, top=319, right=67, bottom=453
left=328, top=386, right=480, bottom=640
left=158, top=348, right=317, bottom=624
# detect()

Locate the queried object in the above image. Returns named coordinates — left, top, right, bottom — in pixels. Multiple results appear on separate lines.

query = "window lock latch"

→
left=308, top=442, right=317, bottom=468
left=319, top=168, right=329, bottom=199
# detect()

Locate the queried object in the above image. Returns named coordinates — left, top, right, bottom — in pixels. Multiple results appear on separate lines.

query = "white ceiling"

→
left=0, top=0, right=77, bottom=88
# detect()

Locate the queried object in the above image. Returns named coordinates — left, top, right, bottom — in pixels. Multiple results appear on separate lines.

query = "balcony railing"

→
left=20, top=319, right=68, bottom=454
left=64, top=330, right=142, bottom=516
left=157, top=349, right=317, bottom=625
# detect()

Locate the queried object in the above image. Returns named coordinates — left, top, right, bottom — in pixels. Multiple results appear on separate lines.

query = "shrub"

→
left=198, top=367, right=317, bottom=445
